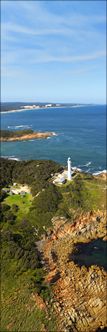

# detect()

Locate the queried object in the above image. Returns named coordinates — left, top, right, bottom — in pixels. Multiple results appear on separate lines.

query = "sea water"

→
left=1, top=105, right=106, bottom=173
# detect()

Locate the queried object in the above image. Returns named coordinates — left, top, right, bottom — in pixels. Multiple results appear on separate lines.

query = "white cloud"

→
left=1, top=1, right=106, bottom=82
left=1, top=21, right=75, bottom=37
left=20, top=49, right=106, bottom=64
left=1, top=0, right=106, bottom=38
left=1, top=48, right=106, bottom=79
left=13, top=1, right=106, bottom=26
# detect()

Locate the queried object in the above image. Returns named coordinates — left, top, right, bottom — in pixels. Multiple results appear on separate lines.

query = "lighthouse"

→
left=67, top=157, right=72, bottom=180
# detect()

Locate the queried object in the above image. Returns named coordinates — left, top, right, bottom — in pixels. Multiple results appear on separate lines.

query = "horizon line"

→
left=1, top=101, right=106, bottom=105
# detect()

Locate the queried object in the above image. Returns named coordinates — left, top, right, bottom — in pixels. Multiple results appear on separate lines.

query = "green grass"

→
left=1, top=172, right=106, bottom=332
left=4, top=193, right=33, bottom=221
left=57, top=174, right=106, bottom=217
left=84, top=178, right=106, bottom=210
left=1, top=186, right=57, bottom=332
left=1, top=273, right=54, bottom=332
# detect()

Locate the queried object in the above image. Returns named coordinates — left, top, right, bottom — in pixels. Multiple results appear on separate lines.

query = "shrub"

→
left=28, top=184, right=62, bottom=234
left=12, top=204, right=19, bottom=213
left=1, top=227, right=41, bottom=273
left=32, top=184, right=62, bottom=213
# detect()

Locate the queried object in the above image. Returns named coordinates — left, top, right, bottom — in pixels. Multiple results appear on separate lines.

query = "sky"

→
left=1, top=0, right=106, bottom=103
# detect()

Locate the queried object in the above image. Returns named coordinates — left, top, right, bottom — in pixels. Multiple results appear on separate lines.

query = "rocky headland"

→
left=1, top=157, right=106, bottom=332
left=37, top=210, right=107, bottom=332
left=0, top=129, right=56, bottom=142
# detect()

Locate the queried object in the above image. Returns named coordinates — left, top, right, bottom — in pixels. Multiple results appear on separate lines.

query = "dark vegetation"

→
left=0, top=102, right=80, bottom=112
left=1, top=102, right=44, bottom=112
left=0, top=158, right=63, bottom=330
left=1, top=221, right=41, bottom=275
left=0, top=158, right=63, bottom=190
left=0, top=158, right=105, bottom=331
left=1, top=218, right=56, bottom=331
left=0, top=158, right=63, bottom=234
left=29, top=183, right=62, bottom=234
left=0, top=129, right=33, bottom=138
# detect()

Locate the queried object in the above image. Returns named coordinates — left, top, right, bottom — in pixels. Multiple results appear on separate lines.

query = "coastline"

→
left=1, top=156, right=106, bottom=178
left=1, top=131, right=57, bottom=142
left=1, top=105, right=106, bottom=174
left=1, top=106, right=62, bottom=114
left=1, top=104, right=88, bottom=114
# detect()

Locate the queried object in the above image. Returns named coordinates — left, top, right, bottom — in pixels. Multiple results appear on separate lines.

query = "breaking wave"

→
left=93, top=170, right=107, bottom=176
left=72, top=167, right=82, bottom=172
left=1, top=155, right=20, bottom=161
left=78, top=161, right=92, bottom=167
left=1, top=109, right=27, bottom=114
left=8, top=125, right=32, bottom=129
left=71, top=104, right=88, bottom=108
left=28, top=140, right=35, bottom=142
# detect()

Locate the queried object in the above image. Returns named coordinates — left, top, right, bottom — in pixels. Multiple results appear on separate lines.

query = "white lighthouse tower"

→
left=67, top=157, right=72, bottom=180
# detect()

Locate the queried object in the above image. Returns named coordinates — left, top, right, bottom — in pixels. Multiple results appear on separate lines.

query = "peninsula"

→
left=1, top=102, right=61, bottom=113
left=0, top=129, right=56, bottom=142
left=1, top=158, right=106, bottom=332
left=1, top=102, right=81, bottom=113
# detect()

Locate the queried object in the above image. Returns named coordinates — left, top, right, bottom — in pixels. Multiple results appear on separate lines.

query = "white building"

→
left=67, top=157, right=72, bottom=180
left=45, top=104, right=52, bottom=107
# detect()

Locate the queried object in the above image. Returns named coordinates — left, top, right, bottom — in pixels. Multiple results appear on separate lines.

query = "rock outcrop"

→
left=1, top=131, right=56, bottom=142
left=38, top=211, right=107, bottom=331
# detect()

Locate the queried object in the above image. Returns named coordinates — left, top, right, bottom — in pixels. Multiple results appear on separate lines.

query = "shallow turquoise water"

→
left=1, top=105, right=106, bottom=173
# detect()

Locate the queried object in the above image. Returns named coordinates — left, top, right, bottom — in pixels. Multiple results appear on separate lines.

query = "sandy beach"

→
left=1, top=105, right=61, bottom=114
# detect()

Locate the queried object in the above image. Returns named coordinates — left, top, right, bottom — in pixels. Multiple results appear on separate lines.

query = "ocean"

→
left=1, top=104, right=106, bottom=174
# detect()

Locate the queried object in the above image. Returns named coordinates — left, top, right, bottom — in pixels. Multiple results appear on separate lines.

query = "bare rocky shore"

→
left=37, top=210, right=107, bottom=332
left=1, top=131, right=56, bottom=142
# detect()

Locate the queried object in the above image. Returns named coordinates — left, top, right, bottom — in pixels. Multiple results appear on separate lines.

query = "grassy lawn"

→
left=84, top=178, right=106, bottom=210
left=1, top=273, right=53, bottom=332
left=58, top=174, right=106, bottom=217
left=4, top=193, right=33, bottom=221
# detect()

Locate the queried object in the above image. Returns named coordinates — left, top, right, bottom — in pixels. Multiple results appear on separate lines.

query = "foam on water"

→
left=8, top=157, right=20, bottom=161
left=28, top=140, right=35, bottom=142
left=72, top=167, right=82, bottom=172
left=1, top=109, right=27, bottom=114
left=93, top=170, right=107, bottom=175
left=71, top=104, right=86, bottom=108
left=1, top=104, right=106, bottom=172
left=79, top=161, right=92, bottom=167
left=1, top=155, right=20, bottom=161
left=1, top=156, right=107, bottom=174
left=8, top=125, right=32, bottom=129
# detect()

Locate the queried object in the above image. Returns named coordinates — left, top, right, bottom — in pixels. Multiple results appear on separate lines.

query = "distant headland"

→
left=0, top=129, right=56, bottom=142
left=1, top=102, right=87, bottom=113
left=1, top=102, right=61, bottom=113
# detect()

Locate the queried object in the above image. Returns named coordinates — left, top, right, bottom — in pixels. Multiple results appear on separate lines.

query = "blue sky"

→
left=1, top=0, right=106, bottom=103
